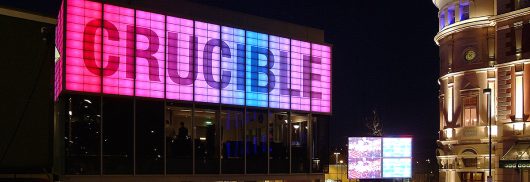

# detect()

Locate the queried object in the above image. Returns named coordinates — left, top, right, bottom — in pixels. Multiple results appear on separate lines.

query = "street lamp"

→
left=483, top=88, right=492, bottom=182
left=333, top=152, right=340, bottom=164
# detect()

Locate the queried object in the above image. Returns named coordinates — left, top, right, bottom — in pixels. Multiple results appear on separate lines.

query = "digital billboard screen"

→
left=348, top=137, right=412, bottom=179
left=56, top=0, right=331, bottom=113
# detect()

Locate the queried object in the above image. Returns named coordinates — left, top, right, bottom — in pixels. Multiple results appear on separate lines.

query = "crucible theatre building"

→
left=50, top=0, right=332, bottom=181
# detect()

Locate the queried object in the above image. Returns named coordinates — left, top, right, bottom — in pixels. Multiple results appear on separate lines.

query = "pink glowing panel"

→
left=134, top=10, right=165, bottom=98
left=54, top=0, right=64, bottom=101
left=65, top=0, right=102, bottom=93
left=102, top=4, right=134, bottom=96
left=221, top=26, right=245, bottom=105
left=269, top=35, right=290, bottom=109
left=194, top=21, right=221, bottom=103
left=290, top=40, right=311, bottom=111
left=310, top=44, right=331, bottom=113
left=166, top=16, right=194, bottom=101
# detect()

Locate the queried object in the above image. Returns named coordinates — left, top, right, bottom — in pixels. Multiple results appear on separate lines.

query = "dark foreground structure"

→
left=0, top=0, right=332, bottom=181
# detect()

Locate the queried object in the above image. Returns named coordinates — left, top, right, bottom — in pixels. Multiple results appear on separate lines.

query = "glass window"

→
left=291, top=113, right=309, bottom=173
left=460, top=3, right=470, bottom=21
left=102, top=97, right=133, bottom=174
left=220, top=108, right=244, bottom=174
left=194, top=106, right=220, bottom=174
left=269, top=111, right=290, bottom=173
left=65, top=95, right=101, bottom=175
left=312, top=115, right=329, bottom=173
left=135, top=99, right=164, bottom=174
left=166, top=103, right=193, bottom=174
left=246, top=109, right=268, bottom=173
left=447, top=8, right=455, bottom=25
left=440, top=12, right=445, bottom=29
left=463, top=96, right=478, bottom=126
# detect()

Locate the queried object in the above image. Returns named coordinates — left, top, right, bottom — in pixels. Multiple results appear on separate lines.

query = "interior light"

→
left=293, top=125, right=300, bottom=129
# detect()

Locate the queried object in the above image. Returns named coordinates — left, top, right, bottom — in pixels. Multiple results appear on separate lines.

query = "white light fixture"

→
left=293, top=124, right=300, bottom=129
left=445, top=128, right=453, bottom=139
left=516, top=73, right=524, bottom=120
left=514, top=122, right=524, bottom=133
left=488, top=125, right=498, bottom=137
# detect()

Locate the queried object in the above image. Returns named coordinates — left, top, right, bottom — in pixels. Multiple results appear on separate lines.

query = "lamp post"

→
left=333, top=152, right=340, bottom=181
left=483, top=88, right=492, bottom=182
left=334, top=152, right=340, bottom=164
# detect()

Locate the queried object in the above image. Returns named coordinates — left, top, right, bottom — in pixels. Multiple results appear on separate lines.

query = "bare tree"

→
left=366, top=109, right=383, bottom=136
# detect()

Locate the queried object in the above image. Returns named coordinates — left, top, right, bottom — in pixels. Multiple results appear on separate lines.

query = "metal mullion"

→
left=288, top=38, right=292, bottom=174
left=243, top=30, right=247, bottom=175
left=218, top=26, right=223, bottom=175
left=288, top=111, right=292, bottom=174
left=266, top=35, right=271, bottom=174
left=191, top=20, right=196, bottom=175
left=308, top=44, right=313, bottom=174
left=163, top=15, right=167, bottom=176
left=192, top=103, right=195, bottom=175
left=99, top=3, right=104, bottom=175
left=308, top=113, right=312, bottom=174
left=132, top=9, right=137, bottom=176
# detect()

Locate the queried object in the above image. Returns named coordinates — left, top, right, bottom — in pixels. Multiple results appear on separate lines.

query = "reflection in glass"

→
left=136, top=99, right=164, bottom=174
left=246, top=109, right=268, bottom=173
left=220, top=108, right=244, bottom=173
left=166, top=103, right=193, bottom=174
left=291, top=113, right=309, bottom=173
left=65, top=95, right=101, bottom=174
left=103, top=97, right=133, bottom=174
left=269, top=111, right=290, bottom=173
left=194, top=107, right=219, bottom=174
left=312, top=115, right=329, bottom=173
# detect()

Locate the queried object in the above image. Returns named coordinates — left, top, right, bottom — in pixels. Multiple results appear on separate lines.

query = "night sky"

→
left=2, top=0, right=440, bottom=164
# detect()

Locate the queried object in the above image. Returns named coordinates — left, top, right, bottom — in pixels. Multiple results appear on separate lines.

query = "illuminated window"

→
left=463, top=96, right=478, bottom=127
left=488, top=81, right=496, bottom=119
left=447, top=86, right=453, bottom=122
left=515, top=72, right=524, bottom=120
left=447, top=8, right=455, bottom=25
left=460, top=3, right=470, bottom=21
left=439, top=12, right=445, bottom=29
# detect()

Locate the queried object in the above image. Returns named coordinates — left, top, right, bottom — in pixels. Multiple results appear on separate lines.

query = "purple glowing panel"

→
left=194, top=21, right=221, bottom=103
left=311, top=44, right=331, bottom=112
left=290, top=40, right=311, bottom=111
left=221, top=26, right=245, bottom=105
left=166, top=16, right=194, bottom=101
left=102, top=4, right=134, bottom=96
left=134, top=10, right=165, bottom=98
left=348, top=158, right=382, bottom=179
left=269, top=35, right=290, bottom=109
left=65, top=0, right=102, bottom=93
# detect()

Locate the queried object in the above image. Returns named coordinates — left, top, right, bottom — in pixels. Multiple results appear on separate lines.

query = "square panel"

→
left=246, top=31, right=269, bottom=107
left=166, top=16, right=194, bottom=101
left=382, top=158, right=412, bottom=178
left=382, top=137, right=412, bottom=158
left=102, top=4, right=134, bottom=96
left=134, top=10, right=165, bottom=98
left=347, top=158, right=382, bottom=179
left=194, top=21, right=221, bottom=103
left=310, top=44, right=331, bottom=113
left=221, top=26, right=245, bottom=105
left=65, top=0, right=103, bottom=93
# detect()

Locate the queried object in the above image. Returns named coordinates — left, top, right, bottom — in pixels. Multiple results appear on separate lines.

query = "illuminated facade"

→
left=53, top=0, right=331, bottom=181
left=434, top=0, right=530, bottom=181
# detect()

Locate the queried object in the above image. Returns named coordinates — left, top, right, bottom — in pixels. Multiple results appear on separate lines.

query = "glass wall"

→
left=136, top=99, right=165, bottom=174
left=194, top=106, right=220, bottom=174
left=269, top=111, right=290, bottom=173
left=65, top=95, right=101, bottom=174
left=246, top=109, right=268, bottom=173
left=62, top=94, right=329, bottom=175
left=221, top=108, right=244, bottom=173
left=166, top=103, right=193, bottom=174
left=291, top=113, right=309, bottom=173
left=102, top=97, right=133, bottom=174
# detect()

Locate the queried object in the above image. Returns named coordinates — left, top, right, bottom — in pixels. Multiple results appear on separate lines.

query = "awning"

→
left=500, top=142, right=530, bottom=168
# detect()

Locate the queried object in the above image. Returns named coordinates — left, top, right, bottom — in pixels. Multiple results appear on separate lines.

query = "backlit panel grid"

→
left=65, top=0, right=102, bottom=93
left=310, top=44, right=331, bottom=112
left=166, top=16, right=194, bottom=101
left=246, top=31, right=269, bottom=107
left=102, top=4, right=134, bottom=96
left=382, top=138, right=412, bottom=158
left=221, top=26, right=245, bottom=105
left=54, top=0, right=64, bottom=101
left=134, top=10, right=165, bottom=98
left=290, top=40, right=311, bottom=111
left=194, top=21, right=221, bottom=103
left=382, top=158, right=412, bottom=178
left=268, top=35, right=290, bottom=109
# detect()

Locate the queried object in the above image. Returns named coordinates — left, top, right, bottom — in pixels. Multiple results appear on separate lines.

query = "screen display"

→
left=58, top=0, right=331, bottom=113
left=348, top=137, right=412, bottom=179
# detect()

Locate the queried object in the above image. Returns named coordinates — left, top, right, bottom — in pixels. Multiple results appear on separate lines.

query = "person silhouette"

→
left=178, top=122, right=188, bottom=140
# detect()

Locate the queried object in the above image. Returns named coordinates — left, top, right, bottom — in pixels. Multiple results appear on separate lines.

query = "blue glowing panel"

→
left=221, top=26, right=245, bottom=105
left=268, top=35, right=290, bottom=109
left=383, top=138, right=412, bottom=158
left=382, top=158, right=412, bottom=178
left=246, top=31, right=269, bottom=107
